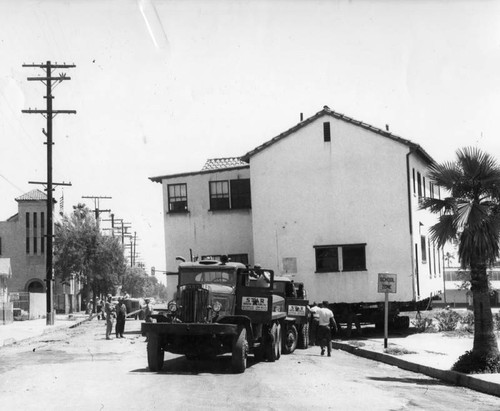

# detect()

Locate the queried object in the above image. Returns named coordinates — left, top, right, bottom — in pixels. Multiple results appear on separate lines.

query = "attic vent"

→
left=323, top=122, right=331, bottom=142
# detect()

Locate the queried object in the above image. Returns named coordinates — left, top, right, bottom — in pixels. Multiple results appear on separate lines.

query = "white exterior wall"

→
left=160, top=167, right=253, bottom=291
left=250, top=114, right=442, bottom=303
left=408, top=156, right=446, bottom=301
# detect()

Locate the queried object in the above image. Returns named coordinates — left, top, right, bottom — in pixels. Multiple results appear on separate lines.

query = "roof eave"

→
left=149, top=164, right=250, bottom=183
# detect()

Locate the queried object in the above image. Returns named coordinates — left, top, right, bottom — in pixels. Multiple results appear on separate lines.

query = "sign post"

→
left=378, top=273, right=397, bottom=349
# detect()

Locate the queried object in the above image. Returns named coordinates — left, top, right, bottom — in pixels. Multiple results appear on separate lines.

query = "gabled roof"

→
left=150, top=157, right=249, bottom=183
left=241, top=106, right=434, bottom=164
left=15, top=189, right=47, bottom=202
left=201, top=157, right=248, bottom=171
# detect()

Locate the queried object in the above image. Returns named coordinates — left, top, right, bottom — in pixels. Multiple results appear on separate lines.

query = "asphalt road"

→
left=0, top=319, right=499, bottom=411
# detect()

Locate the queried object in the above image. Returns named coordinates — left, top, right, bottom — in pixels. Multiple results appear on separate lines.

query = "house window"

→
left=33, top=212, right=37, bottom=254
left=26, top=212, right=30, bottom=254
left=323, top=122, right=331, bottom=142
left=412, top=168, right=416, bottom=194
left=168, top=183, right=188, bottom=213
left=423, top=177, right=426, bottom=198
left=230, top=179, right=251, bottom=209
left=41, top=212, right=45, bottom=254
left=420, top=235, right=427, bottom=264
left=417, top=172, right=422, bottom=197
left=209, top=179, right=251, bottom=210
left=315, top=247, right=339, bottom=272
left=229, top=254, right=249, bottom=265
left=201, top=253, right=248, bottom=265
left=342, top=245, right=367, bottom=271
left=210, top=181, right=230, bottom=210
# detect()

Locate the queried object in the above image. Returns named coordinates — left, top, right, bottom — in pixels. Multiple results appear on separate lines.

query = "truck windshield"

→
left=179, top=269, right=236, bottom=286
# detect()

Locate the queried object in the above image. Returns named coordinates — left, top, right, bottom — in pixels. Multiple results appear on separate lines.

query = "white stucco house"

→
left=151, top=106, right=444, bottom=304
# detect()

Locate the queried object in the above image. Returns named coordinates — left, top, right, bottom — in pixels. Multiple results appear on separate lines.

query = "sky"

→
left=1, top=0, right=500, bottom=283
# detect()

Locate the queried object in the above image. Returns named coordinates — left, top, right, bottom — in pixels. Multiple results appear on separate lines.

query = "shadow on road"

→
left=130, top=354, right=260, bottom=375
left=367, top=376, right=452, bottom=386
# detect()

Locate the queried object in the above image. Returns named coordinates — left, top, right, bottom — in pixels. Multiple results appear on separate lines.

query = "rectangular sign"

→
left=241, top=296, right=268, bottom=312
left=378, top=273, right=397, bottom=293
left=288, top=304, right=307, bottom=317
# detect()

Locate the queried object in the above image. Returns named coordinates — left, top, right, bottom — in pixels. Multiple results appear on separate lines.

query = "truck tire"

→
left=297, top=323, right=309, bottom=349
left=282, top=324, right=297, bottom=354
left=266, top=323, right=278, bottom=362
left=147, top=334, right=164, bottom=371
left=275, top=323, right=281, bottom=360
left=232, top=326, right=248, bottom=374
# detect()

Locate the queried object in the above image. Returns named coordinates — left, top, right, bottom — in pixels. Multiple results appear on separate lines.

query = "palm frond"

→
left=428, top=214, right=457, bottom=248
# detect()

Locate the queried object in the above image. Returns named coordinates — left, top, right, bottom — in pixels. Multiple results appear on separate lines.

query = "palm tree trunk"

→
left=470, top=264, right=499, bottom=357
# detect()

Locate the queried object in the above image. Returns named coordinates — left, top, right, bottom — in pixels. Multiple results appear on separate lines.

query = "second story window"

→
left=210, top=181, right=230, bottom=210
left=209, top=179, right=251, bottom=211
left=168, top=183, right=188, bottom=213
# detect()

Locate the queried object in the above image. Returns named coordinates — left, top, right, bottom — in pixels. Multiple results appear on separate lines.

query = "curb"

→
left=332, top=341, right=500, bottom=399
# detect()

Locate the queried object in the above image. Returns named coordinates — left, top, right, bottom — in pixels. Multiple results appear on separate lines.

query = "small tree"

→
left=421, top=147, right=500, bottom=373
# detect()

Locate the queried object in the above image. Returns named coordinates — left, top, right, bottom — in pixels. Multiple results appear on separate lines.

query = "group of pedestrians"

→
left=309, top=301, right=337, bottom=357
left=103, top=294, right=128, bottom=340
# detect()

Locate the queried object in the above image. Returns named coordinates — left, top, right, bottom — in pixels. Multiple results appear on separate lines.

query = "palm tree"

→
left=421, top=147, right=500, bottom=373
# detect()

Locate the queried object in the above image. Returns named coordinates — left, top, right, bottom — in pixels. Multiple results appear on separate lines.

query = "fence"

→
left=10, top=291, right=46, bottom=320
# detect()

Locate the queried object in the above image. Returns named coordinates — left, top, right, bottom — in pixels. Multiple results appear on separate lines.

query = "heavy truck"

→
left=141, top=258, right=304, bottom=373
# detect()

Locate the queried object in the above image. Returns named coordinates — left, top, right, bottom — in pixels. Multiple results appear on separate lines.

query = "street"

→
left=0, top=319, right=499, bottom=411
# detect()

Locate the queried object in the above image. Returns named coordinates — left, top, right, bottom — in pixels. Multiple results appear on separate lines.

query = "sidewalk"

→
left=332, top=330, right=500, bottom=399
left=0, top=312, right=91, bottom=347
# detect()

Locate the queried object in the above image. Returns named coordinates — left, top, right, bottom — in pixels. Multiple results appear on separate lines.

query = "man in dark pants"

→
left=115, top=298, right=127, bottom=338
left=309, top=302, right=320, bottom=346
left=317, top=301, right=337, bottom=356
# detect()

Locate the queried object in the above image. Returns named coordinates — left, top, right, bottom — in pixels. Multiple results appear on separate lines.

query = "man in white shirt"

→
left=317, top=301, right=337, bottom=356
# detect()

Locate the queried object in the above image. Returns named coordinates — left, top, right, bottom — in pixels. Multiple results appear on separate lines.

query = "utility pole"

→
left=22, top=61, right=76, bottom=326
left=81, top=195, right=112, bottom=228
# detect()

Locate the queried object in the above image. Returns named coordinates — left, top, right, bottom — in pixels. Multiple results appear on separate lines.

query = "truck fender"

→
left=217, top=315, right=253, bottom=342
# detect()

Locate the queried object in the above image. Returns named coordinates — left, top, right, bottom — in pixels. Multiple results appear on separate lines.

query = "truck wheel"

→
left=297, top=323, right=309, bottom=349
left=282, top=324, right=297, bottom=354
left=232, top=326, right=248, bottom=374
left=266, top=323, right=278, bottom=362
left=275, top=323, right=281, bottom=360
left=147, top=334, right=164, bottom=371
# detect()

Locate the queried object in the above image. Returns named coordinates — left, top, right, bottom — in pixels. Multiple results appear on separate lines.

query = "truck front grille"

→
left=180, top=285, right=209, bottom=323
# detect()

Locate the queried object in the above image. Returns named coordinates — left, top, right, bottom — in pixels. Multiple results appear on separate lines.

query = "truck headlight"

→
left=212, top=301, right=222, bottom=312
left=168, top=301, right=177, bottom=312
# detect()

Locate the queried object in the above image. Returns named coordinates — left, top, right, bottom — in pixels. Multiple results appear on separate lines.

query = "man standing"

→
left=104, top=294, right=115, bottom=340
left=309, top=302, right=320, bottom=346
left=317, top=301, right=337, bottom=357
left=115, top=298, right=127, bottom=338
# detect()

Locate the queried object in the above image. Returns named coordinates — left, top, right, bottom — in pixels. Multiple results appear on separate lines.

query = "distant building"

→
left=444, top=266, right=500, bottom=307
left=151, top=106, right=445, bottom=304
left=0, top=189, right=48, bottom=294
left=0, top=189, right=81, bottom=317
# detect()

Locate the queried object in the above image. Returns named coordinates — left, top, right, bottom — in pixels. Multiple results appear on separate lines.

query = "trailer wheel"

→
left=232, top=326, right=248, bottom=373
left=282, top=324, right=297, bottom=354
left=147, top=334, right=164, bottom=371
left=297, top=323, right=309, bottom=349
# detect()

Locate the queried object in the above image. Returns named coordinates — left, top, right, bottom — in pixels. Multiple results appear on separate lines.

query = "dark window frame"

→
left=168, top=183, right=188, bottom=213
left=209, top=180, right=230, bottom=210
left=41, top=212, right=45, bottom=254
left=314, top=243, right=367, bottom=273
left=26, top=212, right=30, bottom=254
left=323, top=121, right=331, bottom=142
left=342, top=244, right=367, bottom=272
left=209, top=179, right=251, bottom=211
